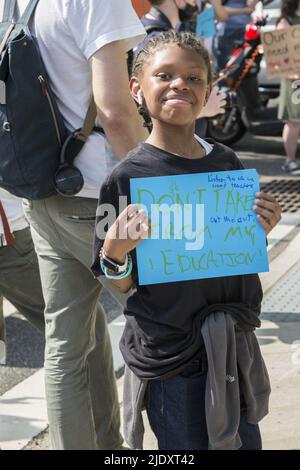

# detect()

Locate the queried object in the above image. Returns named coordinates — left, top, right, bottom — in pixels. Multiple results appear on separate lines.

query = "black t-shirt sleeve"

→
left=233, top=155, right=245, bottom=170
left=211, top=141, right=245, bottom=171
left=228, top=148, right=245, bottom=170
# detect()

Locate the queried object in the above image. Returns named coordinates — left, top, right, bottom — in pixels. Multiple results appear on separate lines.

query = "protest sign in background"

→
left=261, top=25, right=300, bottom=78
left=196, top=7, right=215, bottom=39
left=130, top=169, right=269, bottom=285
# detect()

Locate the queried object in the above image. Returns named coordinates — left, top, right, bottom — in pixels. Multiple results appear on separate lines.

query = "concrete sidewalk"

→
left=258, top=231, right=300, bottom=450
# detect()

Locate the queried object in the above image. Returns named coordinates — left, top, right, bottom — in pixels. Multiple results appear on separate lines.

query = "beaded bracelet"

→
left=99, top=251, right=133, bottom=280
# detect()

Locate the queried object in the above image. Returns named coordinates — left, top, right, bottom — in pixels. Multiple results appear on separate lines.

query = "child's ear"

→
left=130, top=77, right=143, bottom=105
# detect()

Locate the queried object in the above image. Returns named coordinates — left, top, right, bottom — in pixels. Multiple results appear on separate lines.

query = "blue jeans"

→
left=213, top=26, right=246, bottom=72
left=145, top=359, right=262, bottom=450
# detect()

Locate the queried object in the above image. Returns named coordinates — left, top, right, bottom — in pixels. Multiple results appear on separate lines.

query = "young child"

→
left=277, top=0, right=300, bottom=174
left=92, top=31, right=281, bottom=450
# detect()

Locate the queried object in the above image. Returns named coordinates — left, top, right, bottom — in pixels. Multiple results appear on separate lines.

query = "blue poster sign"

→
left=130, top=169, right=269, bottom=286
left=196, top=7, right=216, bottom=39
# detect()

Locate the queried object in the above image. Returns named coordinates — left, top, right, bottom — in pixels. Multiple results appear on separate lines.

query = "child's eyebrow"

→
left=154, top=63, right=204, bottom=70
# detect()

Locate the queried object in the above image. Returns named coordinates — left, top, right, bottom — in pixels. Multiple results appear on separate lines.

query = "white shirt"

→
left=195, top=135, right=213, bottom=155
left=15, top=0, right=146, bottom=198
left=0, top=188, right=28, bottom=244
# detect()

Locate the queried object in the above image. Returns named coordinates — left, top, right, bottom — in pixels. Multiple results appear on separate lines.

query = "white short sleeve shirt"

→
left=15, top=0, right=146, bottom=198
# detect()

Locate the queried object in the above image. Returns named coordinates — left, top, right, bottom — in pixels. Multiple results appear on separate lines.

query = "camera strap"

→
left=62, top=98, right=104, bottom=165
left=75, top=99, right=100, bottom=143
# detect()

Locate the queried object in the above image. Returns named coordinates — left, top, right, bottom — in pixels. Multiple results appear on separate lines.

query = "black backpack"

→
left=0, top=0, right=97, bottom=199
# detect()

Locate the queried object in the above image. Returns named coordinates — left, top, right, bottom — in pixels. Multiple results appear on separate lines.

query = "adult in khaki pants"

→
left=0, top=190, right=45, bottom=365
left=18, top=0, right=148, bottom=450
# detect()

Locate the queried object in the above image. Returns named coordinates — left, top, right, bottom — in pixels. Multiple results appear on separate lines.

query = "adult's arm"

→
left=224, top=6, right=254, bottom=17
left=91, top=40, right=148, bottom=160
left=209, top=0, right=229, bottom=21
left=223, top=0, right=260, bottom=18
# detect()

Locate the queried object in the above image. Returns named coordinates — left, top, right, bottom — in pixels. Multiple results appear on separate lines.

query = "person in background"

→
left=277, top=0, right=300, bottom=174
left=18, top=0, right=147, bottom=450
left=141, top=0, right=229, bottom=35
left=213, top=0, right=259, bottom=72
left=0, top=188, right=45, bottom=365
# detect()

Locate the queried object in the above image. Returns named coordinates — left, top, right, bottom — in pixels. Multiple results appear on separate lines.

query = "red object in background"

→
left=131, top=0, right=151, bottom=17
left=245, top=22, right=260, bottom=41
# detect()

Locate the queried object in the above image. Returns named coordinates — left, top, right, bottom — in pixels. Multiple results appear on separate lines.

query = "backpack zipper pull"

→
left=37, top=74, right=62, bottom=146
left=38, top=75, right=47, bottom=96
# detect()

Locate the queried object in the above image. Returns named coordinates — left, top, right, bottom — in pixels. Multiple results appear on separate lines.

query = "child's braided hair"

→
left=132, top=30, right=212, bottom=131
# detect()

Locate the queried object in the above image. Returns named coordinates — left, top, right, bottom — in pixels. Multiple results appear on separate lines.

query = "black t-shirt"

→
left=92, top=141, right=263, bottom=379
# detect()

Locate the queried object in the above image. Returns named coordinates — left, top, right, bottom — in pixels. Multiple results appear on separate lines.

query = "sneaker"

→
left=281, top=160, right=300, bottom=174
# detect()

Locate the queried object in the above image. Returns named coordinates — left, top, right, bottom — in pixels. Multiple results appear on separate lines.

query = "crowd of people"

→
left=0, top=0, right=297, bottom=451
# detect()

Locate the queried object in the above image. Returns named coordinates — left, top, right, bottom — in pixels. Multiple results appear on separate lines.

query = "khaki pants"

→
left=23, top=195, right=125, bottom=450
left=0, top=227, right=45, bottom=364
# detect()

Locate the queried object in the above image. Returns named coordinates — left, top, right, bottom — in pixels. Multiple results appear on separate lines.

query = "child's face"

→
left=136, top=45, right=210, bottom=128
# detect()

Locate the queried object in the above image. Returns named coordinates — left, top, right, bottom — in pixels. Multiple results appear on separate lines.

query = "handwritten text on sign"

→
left=130, top=169, right=269, bottom=285
left=261, top=25, right=300, bottom=79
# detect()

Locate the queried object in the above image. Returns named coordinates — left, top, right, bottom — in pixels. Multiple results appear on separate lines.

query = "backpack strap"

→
left=0, top=0, right=16, bottom=52
left=76, top=99, right=98, bottom=143
left=60, top=100, right=101, bottom=166
left=2, top=0, right=40, bottom=39
left=14, top=0, right=39, bottom=31
left=2, top=0, right=17, bottom=23
left=0, top=21, right=15, bottom=54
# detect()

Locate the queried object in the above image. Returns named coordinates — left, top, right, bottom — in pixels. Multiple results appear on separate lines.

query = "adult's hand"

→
left=199, top=86, right=227, bottom=118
